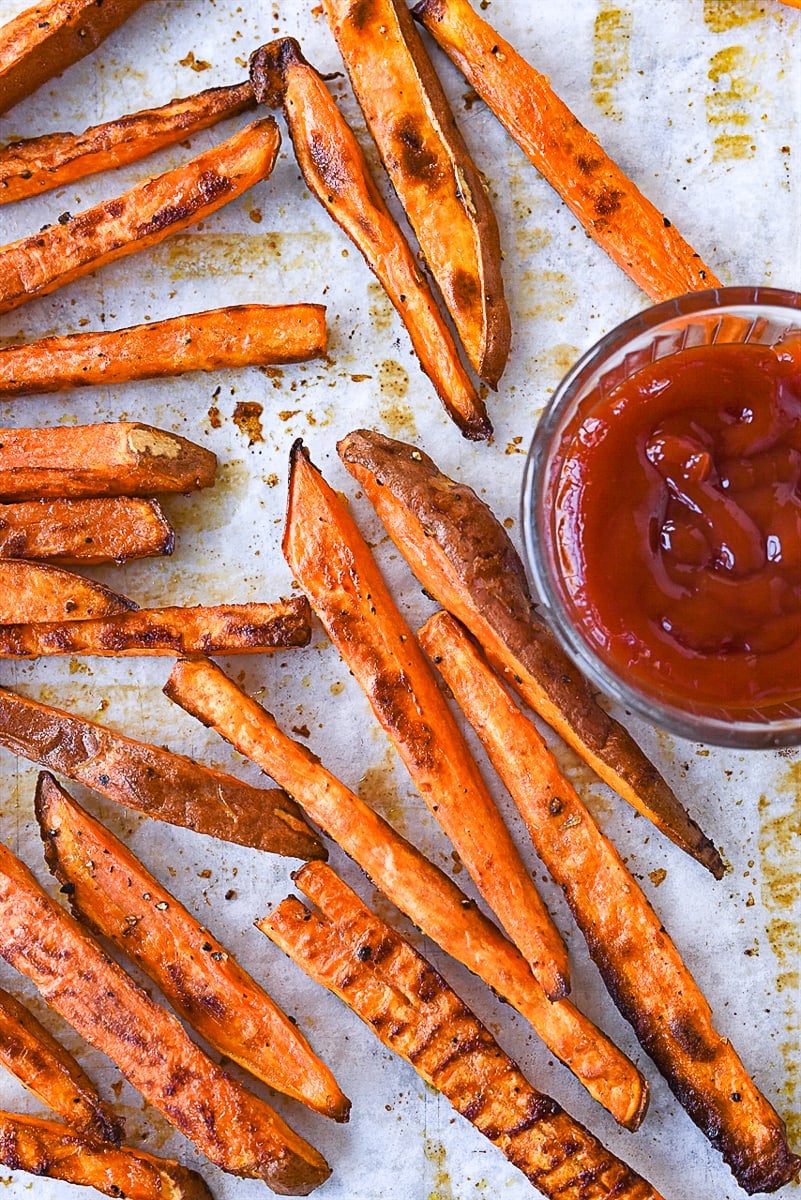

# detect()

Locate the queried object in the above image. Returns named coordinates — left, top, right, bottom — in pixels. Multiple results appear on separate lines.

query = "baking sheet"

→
left=0, top=1, right=798, bottom=1198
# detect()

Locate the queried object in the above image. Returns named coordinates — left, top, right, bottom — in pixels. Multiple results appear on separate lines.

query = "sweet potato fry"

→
left=36, top=773, right=349, bottom=1122
left=283, top=439, right=569, bottom=1001
left=164, top=656, right=648, bottom=1129
left=0, top=597, right=313, bottom=658
left=0, top=985, right=122, bottom=1144
left=0, top=422, right=216, bottom=502
left=0, top=496, right=175, bottom=563
left=260, top=863, right=663, bottom=1200
left=0, top=0, right=145, bottom=116
left=0, top=304, right=327, bottom=396
left=0, top=559, right=135, bottom=623
left=337, top=429, right=725, bottom=878
left=0, top=80, right=255, bottom=203
left=419, top=610, right=801, bottom=1195
left=0, top=1110, right=212, bottom=1200
left=413, top=0, right=720, bottom=302
left=249, top=38, right=490, bottom=441
left=0, top=835, right=330, bottom=1194
left=0, top=117, right=281, bottom=315
left=0, top=685, right=323, bottom=858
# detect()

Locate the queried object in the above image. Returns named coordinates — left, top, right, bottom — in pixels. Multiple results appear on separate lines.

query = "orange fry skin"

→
left=0, top=496, right=175, bottom=564
left=0, top=559, right=135, bottom=624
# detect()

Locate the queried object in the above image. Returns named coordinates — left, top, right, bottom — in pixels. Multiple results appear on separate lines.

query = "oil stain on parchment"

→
left=368, top=281, right=395, bottom=333
left=159, top=230, right=334, bottom=278
left=591, top=7, right=633, bottom=121
left=703, top=0, right=766, bottom=32
left=424, top=1137, right=456, bottom=1200
left=378, top=359, right=416, bottom=440
left=705, top=45, right=760, bottom=161
left=359, top=744, right=407, bottom=831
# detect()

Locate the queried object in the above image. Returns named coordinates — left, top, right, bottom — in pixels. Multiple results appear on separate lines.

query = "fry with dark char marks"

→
left=164, top=656, right=648, bottom=1129
left=249, top=38, right=490, bottom=441
left=419, top=609, right=801, bottom=1196
left=0, top=686, right=323, bottom=859
left=337, top=428, right=724, bottom=878
left=0, top=559, right=135, bottom=624
left=283, top=439, right=569, bottom=1002
left=0, top=833, right=331, bottom=1194
left=36, top=773, right=349, bottom=1123
left=0, top=117, right=281, bottom=315
left=0, top=597, right=312, bottom=658
left=0, top=496, right=175, bottom=564
left=260, top=863, right=663, bottom=1200
left=413, top=0, right=720, bottom=302
left=0, top=985, right=123, bottom=1144
left=0, top=81, right=255, bottom=203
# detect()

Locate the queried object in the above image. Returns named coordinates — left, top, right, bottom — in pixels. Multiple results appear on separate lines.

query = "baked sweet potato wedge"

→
left=0, top=1110, right=212, bottom=1200
left=0, top=685, right=323, bottom=858
left=0, top=596, right=313, bottom=658
left=0, top=985, right=122, bottom=1144
left=0, top=558, right=135, bottom=623
left=249, top=38, right=490, bottom=441
left=413, top=0, right=720, bottom=302
left=0, top=835, right=330, bottom=1194
left=337, top=429, right=724, bottom=878
left=164, top=656, right=648, bottom=1129
left=283, top=439, right=569, bottom=1001
left=0, top=117, right=281, bottom=315
left=260, top=863, right=663, bottom=1200
left=0, top=304, right=327, bottom=396
left=36, top=772, right=349, bottom=1123
left=0, top=80, right=255, bottom=203
left=320, top=0, right=509, bottom=387
left=0, top=496, right=175, bottom=563
left=0, top=0, right=145, bottom=116
left=419, top=610, right=801, bottom=1196
left=0, top=422, right=216, bottom=502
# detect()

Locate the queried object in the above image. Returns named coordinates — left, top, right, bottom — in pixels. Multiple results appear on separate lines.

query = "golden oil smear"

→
left=706, top=46, right=759, bottom=161
left=424, top=1138, right=456, bottom=1200
left=359, top=744, right=407, bottom=830
left=378, top=360, right=417, bottom=439
left=591, top=7, right=633, bottom=121
left=518, top=270, right=577, bottom=321
left=703, top=0, right=766, bottom=32
left=158, top=231, right=333, bottom=278
left=368, top=281, right=395, bottom=333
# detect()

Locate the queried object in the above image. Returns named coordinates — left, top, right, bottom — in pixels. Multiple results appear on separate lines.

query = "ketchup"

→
left=549, top=337, right=801, bottom=715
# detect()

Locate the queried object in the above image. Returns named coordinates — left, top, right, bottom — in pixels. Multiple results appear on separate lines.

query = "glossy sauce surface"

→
left=551, top=338, right=801, bottom=713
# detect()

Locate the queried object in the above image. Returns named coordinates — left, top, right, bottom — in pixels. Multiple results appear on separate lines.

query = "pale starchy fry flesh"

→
left=260, top=863, right=663, bottom=1200
left=0, top=597, right=313, bottom=658
left=320, top=0, right=510, bottom=386
left=0, top=80, right=256, bottom=203
left=413, top=0, right=721, bottom=301
left=0, top=117, right=281, bottom=315
left=0, top=985, right=123, bottom=1144
left=0, top=496, right=175, bottom=564
left=0, top=0, right=145, bottom=115
left=36, top=773, right=349, bottom=1122
left=0, top=422, right=216, bottom=502
left=283, top=439, right=570, bottom=1001
left=249, top=38, right=490, bottom=441
left=0, top=558, right=135, bottom=623
left=0, top=304, right=327, bottom=396
left=337, top=429, right=725, bottom=878
left=419, top=610, right=801, bottom=1196
left=0, top=686, right=323, bottom=858
left=0, top=830, right=331, bottom=1194
left=0, top=1110, right=213, bottom=1200
left=164, top=656, right=648, bottom=1129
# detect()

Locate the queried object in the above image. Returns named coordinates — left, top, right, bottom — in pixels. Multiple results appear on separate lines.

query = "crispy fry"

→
left=0, top=559, right=135, bottom=623
left=413, top=0, right=720, bottom=301
left=419, top=609, right=801, bottom=1195
left=337, top=429, right=725, bottom=878
left=0, top=422, right=216, bottom=502
left=261, top=863, right=663, bottom=1200
left=0, top=117, right=281, bottom=315
left=0, top=496, right=175, bottom=564
left=0, top=597, right=313, bottom=658
left=320, top=0, right=510, bottom=386
left=250, top=38, right=490, bottom=441
left=164, top=656, right=648, bottom=1129
left=283, top=439, right=569, bottom=1001
left=0, top=985, right=123, bottom=1144
left=0, top=834, right=330, bottom=1194
left=36, top=773, right=349, bottom=1122
left=0, top=304, right=327, bottom=397
left=0, top=81, right=255, bottom=203
left=0, top=685, right=323, bottom=858
left=0, top=0, right=145, bottom=116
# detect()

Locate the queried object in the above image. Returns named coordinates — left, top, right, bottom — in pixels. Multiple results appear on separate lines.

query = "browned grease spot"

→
left=368, top=281, right=394, bottom=333
left=359, top=744, right=407, bottom=829
left=706, top=46, right=759, bottom=161
left=179, top=50, right=212, bottom=71
left=232, top=402, right=264, bottom=445
left=591, top=7, right=632, bottom=121
left=703, top=0, right=765, bottom=31
left=649, top=868, right=667, bottom=888
left=207, top=404, right=222, bottom=429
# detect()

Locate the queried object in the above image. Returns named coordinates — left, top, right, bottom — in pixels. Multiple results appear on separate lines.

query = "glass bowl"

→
left=521, top=286, right=801, bottom=749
